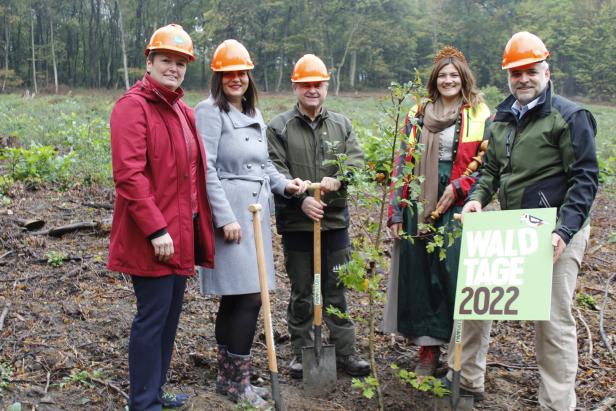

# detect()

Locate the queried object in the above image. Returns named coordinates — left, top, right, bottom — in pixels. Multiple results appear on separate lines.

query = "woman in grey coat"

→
left=195, top=39, right=308, bottom=408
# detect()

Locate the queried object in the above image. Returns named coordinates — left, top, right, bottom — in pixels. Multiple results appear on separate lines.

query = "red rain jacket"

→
left=108, top=75, right=214, bottom=276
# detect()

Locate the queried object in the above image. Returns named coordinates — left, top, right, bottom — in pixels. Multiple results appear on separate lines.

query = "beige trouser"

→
left=447, top=225, right=590, bottom=411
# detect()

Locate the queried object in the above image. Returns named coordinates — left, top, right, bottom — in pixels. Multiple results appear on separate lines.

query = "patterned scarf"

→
left=413, top=98, right=460, bottom=224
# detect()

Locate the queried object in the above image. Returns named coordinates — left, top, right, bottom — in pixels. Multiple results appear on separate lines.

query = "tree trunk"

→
left=2, top=15, right=10, bottom=92
left=349, top=49, right=357, bottom=90
left=50, top=17, right=58, bottom=94
left=263, top=60, right=269, bottom=92
left=30, top=8, right=38, bottom=95
left=275, top=5, right=293, bottom=93
left=116, top=0, right=129, bottom=90
left=275, top=55, right=284, bottom=92
left=335, top=22, right=359, bottom=96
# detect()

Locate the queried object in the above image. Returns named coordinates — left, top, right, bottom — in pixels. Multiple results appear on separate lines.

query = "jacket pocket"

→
left=148, top=122, right=163, bottom=160
left=521, top=173, right=568, bottom=210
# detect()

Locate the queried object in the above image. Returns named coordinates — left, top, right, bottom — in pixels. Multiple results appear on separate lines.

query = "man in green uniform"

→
left=267, top=54, right=369, bottom=378
left=449, top=32, right=598, bottom=410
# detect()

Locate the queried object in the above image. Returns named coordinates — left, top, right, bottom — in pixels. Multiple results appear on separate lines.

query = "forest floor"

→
left=0, top=182, right=614, bottom=411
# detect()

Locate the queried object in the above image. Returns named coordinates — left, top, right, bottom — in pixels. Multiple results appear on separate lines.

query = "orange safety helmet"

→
left=145, top=24, right=195, bottom=62
left=291, top=54, right=330, bottom=83
left=210, top=40, right=254, bottom=72
left=502, top=31, right=549, bottom=70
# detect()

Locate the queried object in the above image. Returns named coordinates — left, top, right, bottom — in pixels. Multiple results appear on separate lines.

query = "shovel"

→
left=302, top=183, right=337, bottom=395
left=248, top=203, right=287, bottom=411
left=433, top=319, right=474, bottom=410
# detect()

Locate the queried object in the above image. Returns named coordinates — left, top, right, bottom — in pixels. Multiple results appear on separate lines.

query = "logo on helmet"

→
left=173, top=35, right=185, bottom=45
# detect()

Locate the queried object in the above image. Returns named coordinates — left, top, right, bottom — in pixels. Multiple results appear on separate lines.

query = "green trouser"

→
left=397, top=161, right=462, bottom=341
left=282, top=229, right=356, bottom=357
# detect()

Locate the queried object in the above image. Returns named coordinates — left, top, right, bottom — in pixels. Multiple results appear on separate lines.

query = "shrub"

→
left=0, top=145, right=75, bottom=185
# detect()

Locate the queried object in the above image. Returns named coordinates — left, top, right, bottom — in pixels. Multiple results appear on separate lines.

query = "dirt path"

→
left=0, top=184, right=614, bottom=410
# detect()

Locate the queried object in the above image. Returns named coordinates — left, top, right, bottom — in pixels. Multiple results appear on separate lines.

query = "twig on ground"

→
left=583, top=285, right=614, bottom=297
left=44, top=371, right=51, bottom=393
left=576, top=307, right=594, bottom=357
left=0, top=301, right=11, bottom=331
left=593, top=256, right=614, bottom=266
left=82, top=202, right=113, bottom=210
left=31, top=221, right=100, bottom=237
left=587, top=243, right=603, bottom=256
left=0, top=250, right=16, bottom=260
left=600, top=272, right=615, bottom=355
left=91, top=377, right=129, bottom=400
left=592, top=393, right=616, bottom=411
left=486, top=361, right=538, bottom=371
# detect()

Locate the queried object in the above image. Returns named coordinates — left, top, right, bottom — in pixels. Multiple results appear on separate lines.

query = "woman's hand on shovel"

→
left=285, top=178, right=311, bottom=195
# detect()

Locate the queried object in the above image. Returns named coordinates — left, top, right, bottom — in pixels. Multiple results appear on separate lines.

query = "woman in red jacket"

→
left=108, top=24, right=214, bottom=411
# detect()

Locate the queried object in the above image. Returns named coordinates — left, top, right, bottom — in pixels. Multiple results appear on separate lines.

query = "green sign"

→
left=453, top=208, right=556, bottom=321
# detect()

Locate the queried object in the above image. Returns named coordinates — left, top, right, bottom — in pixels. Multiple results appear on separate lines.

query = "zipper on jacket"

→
left=505, top=128, right=514, bottom=159
left=466, top=109, right=470, bottom=138
left=502, top=124, right=516, bottom=210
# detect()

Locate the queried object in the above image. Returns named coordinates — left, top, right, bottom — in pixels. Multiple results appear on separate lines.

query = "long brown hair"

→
left=426, top=56, right=483, bottom=108
left=210, top=71, right=258, bottom=117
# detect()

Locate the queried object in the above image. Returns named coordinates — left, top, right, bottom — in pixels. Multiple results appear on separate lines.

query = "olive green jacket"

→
left=471, top=83, right=598, bottom=243
left=267, top=105, right=364, bottom=232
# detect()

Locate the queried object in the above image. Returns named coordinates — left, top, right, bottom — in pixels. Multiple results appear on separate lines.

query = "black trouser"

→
left=215, top=293, right=262, bottom=355
left=128, top=274, right=186, bottom=411
left=282, top=229, right=356, bottom=357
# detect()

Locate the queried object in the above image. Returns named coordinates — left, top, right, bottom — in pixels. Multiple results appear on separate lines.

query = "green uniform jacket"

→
left=471, top=82, right=599, bottom=243
left=267, top=105, right=364, bottom=232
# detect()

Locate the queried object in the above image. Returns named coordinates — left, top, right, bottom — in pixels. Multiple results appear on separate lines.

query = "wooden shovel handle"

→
left=248, top=203, right=278, bottom=373
left=309, top=183, right=323, bottom=327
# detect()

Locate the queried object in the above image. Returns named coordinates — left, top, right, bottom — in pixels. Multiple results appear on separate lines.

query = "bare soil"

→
left=0, top=183, right=614, bottom=411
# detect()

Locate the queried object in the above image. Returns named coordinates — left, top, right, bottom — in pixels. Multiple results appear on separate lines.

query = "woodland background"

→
left=1, top=0, right=615, bottom=100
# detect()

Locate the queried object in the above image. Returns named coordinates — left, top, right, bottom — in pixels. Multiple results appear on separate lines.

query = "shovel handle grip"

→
left=249, top=203, right=278, bottom=373
left=311, top=184, right=322, bottom=327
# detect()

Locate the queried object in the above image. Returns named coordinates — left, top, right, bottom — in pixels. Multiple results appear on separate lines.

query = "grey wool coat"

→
left=195, top=96, right=289, bottom=295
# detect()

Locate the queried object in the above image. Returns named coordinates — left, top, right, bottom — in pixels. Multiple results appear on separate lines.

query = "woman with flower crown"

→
left=382, top=47, right=491, bottom=376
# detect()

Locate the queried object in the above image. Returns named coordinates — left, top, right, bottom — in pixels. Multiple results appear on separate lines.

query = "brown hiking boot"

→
left=414, top=346, right=440, bottom=376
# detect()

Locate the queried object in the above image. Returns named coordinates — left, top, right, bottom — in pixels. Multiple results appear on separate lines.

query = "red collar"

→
left=143, top=74, right=184, bottom=105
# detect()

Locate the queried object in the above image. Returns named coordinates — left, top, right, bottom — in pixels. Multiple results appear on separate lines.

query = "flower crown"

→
left=433, top=46, right=467, bottom=65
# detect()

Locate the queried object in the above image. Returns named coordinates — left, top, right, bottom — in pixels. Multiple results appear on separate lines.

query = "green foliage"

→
left=0, top=175, right=14, bottom=197
left=6, top=403, right=22, bottom=411
left=0, top=95, right=112, bottom=186
left=390, top=364, right=450, bottom=398
left=576, top=292, right=598, bottom=310
left=598, top=156, right=616, bottom=185
left=233, top=401, right=260, bottom=411
left=351, top=375, right=380, bottom=399
left=46, top=251, right=67, bottom=267
left=59, top=369, right=103, bottom=389
left=0, top=69, right=23, bottom=89
left=0, top=362, right=13, bottom=391
left=480, top=85, right=506, bottom=111
left=609, top=231, right=616, bottom=244
left=0, top=146, right=74, bottom=185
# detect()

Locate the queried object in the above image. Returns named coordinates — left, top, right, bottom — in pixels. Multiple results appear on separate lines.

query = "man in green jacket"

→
left=267, top=54, right=369, bottom=378
left=448, top=32, right=598, bottom=410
